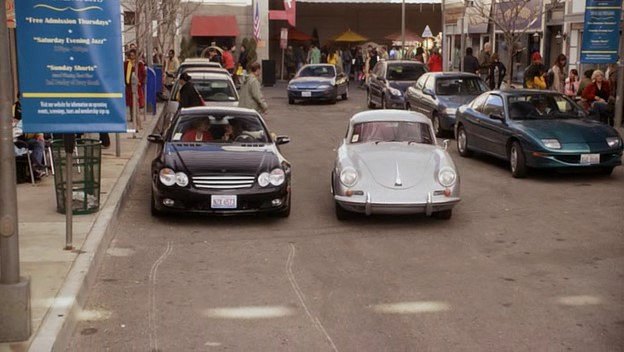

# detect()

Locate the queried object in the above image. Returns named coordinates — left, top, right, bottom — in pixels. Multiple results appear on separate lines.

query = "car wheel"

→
left=509, top=141, right=528, bottom=178
left=150, top=190, right=164, bottom=217
left=342, top=86, right=349, bottom=100
left=381, top=95, right=387, bottom=109
left=367, top=90, right=375, bottom=109
left=456, top=125, right=472, bottom=157
left=599, top=167, right=614, bottom=176
left=434, top=209, right=453, bottom=220
left=335, top=201, right=351, bottom=221
left=288, top=97, right=295, bottom=105
left=432, top=113, right=443, bottom=138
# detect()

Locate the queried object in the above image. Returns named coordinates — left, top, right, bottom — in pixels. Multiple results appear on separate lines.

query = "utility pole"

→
left=615, top=28, right=624, bottom=129
left=442, top=0, right=447, bottom=71
left=401, top=0, right=406, bottom=52
left=460, top=1, right=467, bottom=72
left=0, top=0, right=32, bottom=342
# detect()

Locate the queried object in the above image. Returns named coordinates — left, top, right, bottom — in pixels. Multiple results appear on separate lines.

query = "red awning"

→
left=190, top=16, right=240, bottom=37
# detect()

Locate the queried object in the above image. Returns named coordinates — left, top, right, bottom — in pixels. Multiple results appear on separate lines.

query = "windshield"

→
left=386, top=64, right=426, bottom=81
left=194, top=79, right=237, bottom=102
left=170, top=114, right=268, bottom=143
left=508, top=94, right=586, bottom=120
left=350, top=121, right=433, bottom=144
left=435, top=77, right=488, bottom=95
left=298, top=66, right=336, bottom=78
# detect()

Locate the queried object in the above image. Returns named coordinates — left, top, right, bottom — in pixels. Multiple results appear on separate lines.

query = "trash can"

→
left=51, top=139, right=102, bottom=215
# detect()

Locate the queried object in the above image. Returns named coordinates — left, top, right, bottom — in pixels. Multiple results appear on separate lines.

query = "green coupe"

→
left=455, top=90, right=623, bottom=178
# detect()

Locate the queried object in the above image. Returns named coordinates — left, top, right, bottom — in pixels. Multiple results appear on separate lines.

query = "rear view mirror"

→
left=423, top=88, right=435, bottom=97
left=442, top=139, right=450, bottom=150
left=148, top=134, right=164, bottom=143
left=276, top=135, right=291, bottom=145
left=489, top=113, right=504, bottom=121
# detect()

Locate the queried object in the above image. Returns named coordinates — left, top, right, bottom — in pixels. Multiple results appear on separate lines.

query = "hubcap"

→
left=510, top=147, right=518, bottom=172
left=433, top=116, right=440, bottom=134
left=458, top=130, right=466, bottom=151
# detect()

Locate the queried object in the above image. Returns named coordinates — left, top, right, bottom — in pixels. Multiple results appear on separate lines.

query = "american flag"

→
left=253, top=1, right=261, bottom=41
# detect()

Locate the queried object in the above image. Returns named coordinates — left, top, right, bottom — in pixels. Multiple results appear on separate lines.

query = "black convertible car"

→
left=148, top=107, right=292, bottom=216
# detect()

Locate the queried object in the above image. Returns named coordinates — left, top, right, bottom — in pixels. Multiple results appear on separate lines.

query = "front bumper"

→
left=525, top=149, right=622, bottom=169
left=335, top=191, right=460, bottom=216
left=152, top=181, right=290, bottom=215
left=385, top=94, right=406, bottom=109
left=438, top=113, right=456, bottom=131
left=288, top=88, right=336, bottom=101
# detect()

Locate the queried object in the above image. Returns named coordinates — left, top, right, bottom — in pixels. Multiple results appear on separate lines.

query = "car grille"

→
left=192, top=175, right=255, bottom=189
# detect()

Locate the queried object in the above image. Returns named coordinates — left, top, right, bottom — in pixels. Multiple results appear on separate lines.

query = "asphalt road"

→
left=69, top=84, right=624, bottom=352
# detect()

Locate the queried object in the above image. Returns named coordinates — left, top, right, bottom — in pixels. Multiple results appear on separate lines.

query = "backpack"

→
left=545, top=68, right=555, bottom=89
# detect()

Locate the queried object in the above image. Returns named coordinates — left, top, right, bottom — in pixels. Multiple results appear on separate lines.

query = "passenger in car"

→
left=181, top=119, right=213, bottom=142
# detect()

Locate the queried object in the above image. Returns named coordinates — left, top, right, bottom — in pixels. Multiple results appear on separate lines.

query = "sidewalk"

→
left=0, top=109, right=160, bottom=352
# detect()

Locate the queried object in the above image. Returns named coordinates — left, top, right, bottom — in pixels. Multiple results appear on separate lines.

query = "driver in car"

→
left=181, top=119, right=213, bottom=142
left=533, top=97, right=551, bottom=116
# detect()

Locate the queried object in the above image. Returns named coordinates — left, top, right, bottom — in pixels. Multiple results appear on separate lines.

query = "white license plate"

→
left=301, top=91, right=312, bottom=97
left=211, top=195, right=237, bottom=209
left=580, top=153, right=600, bottom=165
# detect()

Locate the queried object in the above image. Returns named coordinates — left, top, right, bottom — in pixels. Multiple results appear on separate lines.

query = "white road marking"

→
left=106, top=247, right=135, bottom=257
left=372, top=301, right=451, bottom=314
left=286, top=243, right=339, bottom=352
left=148, top=241, right=173, bottom=352
left=205, top=341, right=222, bottom=347
left=203, top=305, right=294, bottom=319
left=77, top=309, right=112, bottom=321
left=556, top=295, right=601, bottom=306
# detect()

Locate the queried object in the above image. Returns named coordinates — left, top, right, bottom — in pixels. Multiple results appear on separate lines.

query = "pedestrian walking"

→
left=307, top=44, right=321, bottom=64
left=414, top=47, right=425, bottom=63
left=582, top=70, right=614, bottom=125
left=342, top=47, right=353, bottom=80
left=488, top=53, right=507, bottom=89
left=177, top=72, right=204, bottom=108
left=295, top=45, right=305, bottom=72
left=152, top=47, right=163, bottom=65
left=285, top=46, right=296, bottom=79
left=427, top=47, right=443, bottom=72
left=238, top=44, right=249, bottom=72
left=222, top=46, right=236, bottom=74
left=577, top=69, right=594, bottom=96
left=564, top=69, right=580, bottom=98
left=549, top=54, right=567, bottom=93
left=124, top=49, right=146, bottom=117
left=239, top=62, right=268, bottom=114
left=462, top=47, right=480, bottom=74
left=354, top=47, right=364, bottom=86
left=163, top=49, right=180, bottom=90
left=524, top=52, right=547, bottom=89
left=478, top=42, right=492, bottom=82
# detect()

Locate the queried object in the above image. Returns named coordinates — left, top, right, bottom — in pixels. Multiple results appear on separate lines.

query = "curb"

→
left=28, top=116, right=159, bottom=352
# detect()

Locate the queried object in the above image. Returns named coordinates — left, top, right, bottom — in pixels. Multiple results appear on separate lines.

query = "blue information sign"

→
left=580, top=0, right=623, bottom=64
left=15, top=1, right=126, bottom=133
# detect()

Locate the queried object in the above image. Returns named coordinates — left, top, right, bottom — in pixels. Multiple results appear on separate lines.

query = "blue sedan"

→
left=287, top=64, right=349, bottom=104
left=455, top=90, right=623, bottom=178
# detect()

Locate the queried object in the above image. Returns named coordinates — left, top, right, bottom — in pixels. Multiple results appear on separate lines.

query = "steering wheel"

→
left=234, top=132, right=255, bottom=142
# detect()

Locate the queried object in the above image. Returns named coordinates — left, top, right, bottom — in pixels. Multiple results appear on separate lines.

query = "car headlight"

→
left=388, top=87, right=402, bottom=96
left=159, top=168, right=176, bottom=186
left=606, top=137, right=621, bottom=148
left=175, top=172, right=189, bottom=187
left=269, top=168, right=285, bottom=186
left=317, top=84, right=332, bottom=89
left=443, top=108, right=457, bottom=115
left=438, top=167, right=457, bottom=187
left=340, top=167, right=358, bottom=187
left=257, top=172, right=270, bottom=187
left=541, top=138, right=561, bottom=149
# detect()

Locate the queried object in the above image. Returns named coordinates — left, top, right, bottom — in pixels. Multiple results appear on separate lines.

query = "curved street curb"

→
left=28, top=116, right=159, bottom=352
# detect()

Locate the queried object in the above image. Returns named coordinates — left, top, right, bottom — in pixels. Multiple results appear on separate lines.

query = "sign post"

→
left=280, top=27, right=288, bottom=81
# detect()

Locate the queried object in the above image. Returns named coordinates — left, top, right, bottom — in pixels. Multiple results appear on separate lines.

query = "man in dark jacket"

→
left=463, top=47, right=480, bottom=74
left=177, top=73, right=204, bottom=108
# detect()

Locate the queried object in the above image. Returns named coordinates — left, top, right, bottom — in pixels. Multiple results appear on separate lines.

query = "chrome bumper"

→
left=335, top=191, right=460, bottom=216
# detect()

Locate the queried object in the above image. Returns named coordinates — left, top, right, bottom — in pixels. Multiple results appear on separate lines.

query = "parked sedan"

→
left=332, top=110, right=460, bottom=220
left=405, top=72, right=488, bottom=137
left=455, top=90, right=623, bottom=178
left=287, top=64, right=349, bottom=104
left=149, top=107, right=292, bottom=217
left=367, top=60, right=427, bottom=110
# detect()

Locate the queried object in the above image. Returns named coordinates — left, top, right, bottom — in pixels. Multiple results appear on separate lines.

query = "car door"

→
left=335, top=66, right=348, bottom=94
left=421, top=75, right=437, bottom=118
left=369, top=63, right=384, bottom=104
left=408, top=74, right=428, bottom=113
left=477, top=94, right=509, bottom=157
left=459, top=93, right=489, bottom=152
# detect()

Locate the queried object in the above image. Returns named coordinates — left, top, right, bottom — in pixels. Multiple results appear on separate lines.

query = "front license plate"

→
left=580, top=153, right=600, bottom=165
left=301, top=91, right=312, bottom=97
left=211, top=195, right=237, bottom=209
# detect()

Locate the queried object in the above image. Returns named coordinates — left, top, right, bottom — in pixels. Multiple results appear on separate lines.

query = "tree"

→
left=468, top=0, right=562, bottom=84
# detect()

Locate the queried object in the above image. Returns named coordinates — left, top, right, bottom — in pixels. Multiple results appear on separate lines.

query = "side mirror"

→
left=148, top=134, right=164, bottom=143
left=489, top=113, right=504, bottom=121
left=442, top=139, right=450, bottom=150
left=276, top=135, right=290, bottom=145
left=423, top=88, right=435, bottom=97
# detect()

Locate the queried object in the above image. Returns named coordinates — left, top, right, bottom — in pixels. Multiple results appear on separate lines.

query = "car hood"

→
left=437, top=95, right=479, bottom=108
left=513, top=118, right=617, bottom=143
left=348, top=143, right=440, bottom=189
left=389, top=81, right=416, bottom=92
left=289, top=76, right=334, bottom=87
left=164, top=143, right=279, bottom=175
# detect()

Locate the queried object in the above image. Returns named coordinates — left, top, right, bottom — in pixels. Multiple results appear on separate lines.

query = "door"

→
left=408, top=74, right=428, bottom=113
left=460, top=93, right=488, bottom=151
left=421, top=76, right=437, bottom=118
left=478, top=94, right=508, bottom=157
left=369, top=63, right=384, bottom=104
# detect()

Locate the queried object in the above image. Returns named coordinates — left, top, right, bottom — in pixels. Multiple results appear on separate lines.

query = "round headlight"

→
left=340, top=167, right=358, bottom=187
left=175, top=172, right=189, bottom=187
left=159, top=168, right=176, bottom=186
left=269, top=168, right=285, bottom=186
left=438, top=167, right=457, bottom=187
left=258, top=172, right=270, bottom=187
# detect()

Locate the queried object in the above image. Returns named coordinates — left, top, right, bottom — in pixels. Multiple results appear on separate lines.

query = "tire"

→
left=456, top=125, right=472, bottom=157
left=335, top=201, right=351, bottom=221
left=434, top=209, right=453, bottom=220
left=288, top=97, right=295, bottom=105
left=342, top=86, right=349, bottom=100
left=432, top=113, right=443, bottom=138
left=150, top=191, right=164, bottom=217
left=509, top=141, right=528, bottom=178
left=599, top=167, right=614, bottom=176
left=367, top=90, right=375, bottom=109
left=381, top=95, right=387, bottom=109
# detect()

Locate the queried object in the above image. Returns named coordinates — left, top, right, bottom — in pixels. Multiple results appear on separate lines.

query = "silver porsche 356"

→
left=331, top=110, right=461, bottom=220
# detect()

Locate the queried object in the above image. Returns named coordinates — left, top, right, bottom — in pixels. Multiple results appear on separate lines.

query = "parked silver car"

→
left=331, top=110, right=460, bottom=220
